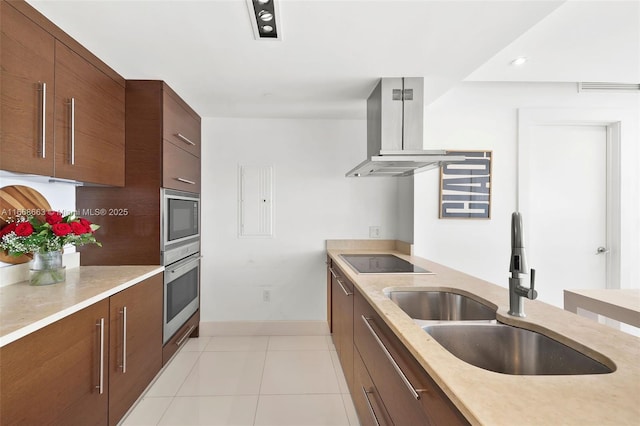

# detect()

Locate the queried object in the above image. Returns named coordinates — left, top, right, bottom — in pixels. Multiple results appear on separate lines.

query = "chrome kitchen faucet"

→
left=508, top=212, right=537, bottom=317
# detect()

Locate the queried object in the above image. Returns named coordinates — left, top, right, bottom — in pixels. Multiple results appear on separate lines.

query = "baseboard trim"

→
left=199, top=320, right=330, bottom=336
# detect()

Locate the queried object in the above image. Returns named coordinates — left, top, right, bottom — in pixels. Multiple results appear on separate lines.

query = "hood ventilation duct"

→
left=347, top=77, right=464, bottom=177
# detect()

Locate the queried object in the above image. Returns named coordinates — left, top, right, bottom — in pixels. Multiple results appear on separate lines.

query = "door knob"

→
left=596, top=246, right=609, bottom=254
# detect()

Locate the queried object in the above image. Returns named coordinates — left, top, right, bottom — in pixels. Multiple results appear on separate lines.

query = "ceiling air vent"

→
left=578, top=82, right=640, bottom=92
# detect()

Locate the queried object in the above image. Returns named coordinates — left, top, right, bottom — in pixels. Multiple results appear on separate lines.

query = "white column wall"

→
left=200, top=117, right=400, bottom=322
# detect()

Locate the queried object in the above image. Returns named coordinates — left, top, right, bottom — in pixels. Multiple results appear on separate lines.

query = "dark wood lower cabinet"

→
left=354, top=289, right=432, bottom=425
left=327, top=262, right=471, bottom=426
left=329, top=261, right=354, bottom=393
left=354, top=289, right=469, bottom=426
left=108, top=273, right=163, bottom=425
left=353, top=346, right=394, bottom=426
left=0, top=274, right=165, bottom=426
left=0, top=299, right=110, bottom=426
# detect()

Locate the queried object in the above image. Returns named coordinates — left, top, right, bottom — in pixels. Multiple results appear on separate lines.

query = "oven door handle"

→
left=166, top=255, right=202, bottom=279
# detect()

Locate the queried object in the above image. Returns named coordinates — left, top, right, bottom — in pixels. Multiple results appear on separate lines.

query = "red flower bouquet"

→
left=0, top=211, right=101, bottom=256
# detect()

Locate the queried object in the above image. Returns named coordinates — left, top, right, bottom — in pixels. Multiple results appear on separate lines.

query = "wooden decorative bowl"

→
left=0, top=185, right=52, bottom=264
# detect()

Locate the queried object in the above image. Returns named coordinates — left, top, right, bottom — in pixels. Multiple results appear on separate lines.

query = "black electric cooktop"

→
left=340, top=254, right=432, bottom=274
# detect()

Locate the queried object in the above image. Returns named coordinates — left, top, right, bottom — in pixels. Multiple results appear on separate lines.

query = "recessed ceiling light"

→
left=258, top=10, right=274, bottom=22
left=246, top=0, right=280, bottom=40
left=510, top=57, right=528, bottom=66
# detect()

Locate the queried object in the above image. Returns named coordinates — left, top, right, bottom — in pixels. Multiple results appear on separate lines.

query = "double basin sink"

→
left=385, top=289, right=613, bottom=375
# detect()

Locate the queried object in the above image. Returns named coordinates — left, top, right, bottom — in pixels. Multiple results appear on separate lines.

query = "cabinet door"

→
left=353, top=347, right=393, bottom=426
left=163, top=89, right=201, bottom=158
left=0, top=2, right=55, bottom=175
left=54, top=41, right=125, bottom=186
left=0, top=299, right=110, bottom=425
left=109, top=274, right=163, bottom=425
left=330, top=265, right=354, bottom=392
left=163, top=140, right=201, bottom=192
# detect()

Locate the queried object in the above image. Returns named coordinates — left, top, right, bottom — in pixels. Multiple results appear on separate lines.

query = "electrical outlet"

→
left=369, top=226, right=381, bottom=238
left=263, top=289, right=271, bottom=302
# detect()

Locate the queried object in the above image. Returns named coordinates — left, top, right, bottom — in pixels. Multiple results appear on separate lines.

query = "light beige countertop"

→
left=0, top=265, right=163, bottom=347
left=564, top=288, right=640, bottom=327
left=327, top=240, right=640, bottom=426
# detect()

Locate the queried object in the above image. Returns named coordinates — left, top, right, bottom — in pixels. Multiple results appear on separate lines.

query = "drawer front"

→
left=163, top=90, right=201, bottom=158
left=353, top=346, right=393, bottom=426
left=354, top=289, right=431, bottom=425
left=354, top=289, right=469, bottom=426
left=163, top=140, right=201, bottom=192
left=163, top=310, right=199, bottom=365
left=329, top=263, right=355, bottom=392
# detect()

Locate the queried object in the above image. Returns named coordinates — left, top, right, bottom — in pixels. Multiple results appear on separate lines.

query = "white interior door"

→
left=518, top=109, right=622, bottom=310
left=528, top=124, right=607, bottom=308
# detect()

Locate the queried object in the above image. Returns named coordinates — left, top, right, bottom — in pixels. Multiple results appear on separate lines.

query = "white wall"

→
left=414, top=82, right=640, bottom=303
left=396, top=176, right=414, bottom=244
left=200, top=117, right=400, bottom=322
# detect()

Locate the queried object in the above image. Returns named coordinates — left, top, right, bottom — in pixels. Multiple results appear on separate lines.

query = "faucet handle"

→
left=527, top=268, right=538, bottom=300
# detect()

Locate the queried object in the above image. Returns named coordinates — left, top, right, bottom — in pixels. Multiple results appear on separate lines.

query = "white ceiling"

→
left=27, top=0, right=640, bottom=119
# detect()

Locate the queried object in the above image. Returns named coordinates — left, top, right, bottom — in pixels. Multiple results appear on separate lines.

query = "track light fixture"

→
left=247, top=0, right=280, bottom=40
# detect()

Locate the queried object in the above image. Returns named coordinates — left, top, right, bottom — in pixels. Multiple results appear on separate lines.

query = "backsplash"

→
left=0, top=171, right=77, bottom=268
left=0, top=252, right=80, bottom=287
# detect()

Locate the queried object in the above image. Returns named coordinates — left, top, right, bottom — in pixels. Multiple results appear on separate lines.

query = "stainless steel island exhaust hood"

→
left=346, top=77, right=464, bottom=177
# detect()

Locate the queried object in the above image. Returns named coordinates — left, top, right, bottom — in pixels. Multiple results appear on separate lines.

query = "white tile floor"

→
left=120, top=335, right=360, bottom=426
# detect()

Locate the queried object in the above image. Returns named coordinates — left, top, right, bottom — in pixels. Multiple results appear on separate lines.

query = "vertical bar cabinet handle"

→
left=69, top=98, right=75, bottom=165
left=96, top=318, right=105, bottom=394
left=38, top=82, right=47, bottom=158
left=121, top=306, right=127, bottom=373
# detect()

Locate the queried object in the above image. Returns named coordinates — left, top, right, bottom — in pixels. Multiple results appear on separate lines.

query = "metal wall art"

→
left=439, top=151, right=492, bottom=219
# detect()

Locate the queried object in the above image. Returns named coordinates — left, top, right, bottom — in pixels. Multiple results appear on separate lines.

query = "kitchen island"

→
left=327, top=240, right=639, bottom=425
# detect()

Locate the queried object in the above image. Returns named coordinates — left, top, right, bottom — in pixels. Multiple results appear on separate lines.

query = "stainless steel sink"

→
left=385, top=290, right=496, bottom=321
left=423, top=323, right=614, bottom=375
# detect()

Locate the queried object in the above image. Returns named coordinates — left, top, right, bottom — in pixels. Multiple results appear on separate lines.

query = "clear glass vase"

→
left=30, top=250, right=66, bottom=286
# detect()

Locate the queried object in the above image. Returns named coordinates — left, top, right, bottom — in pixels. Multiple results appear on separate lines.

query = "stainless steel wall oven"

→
left=163, top=253, right=200, bottom=343
left=161, top=188, right=200, bottom=344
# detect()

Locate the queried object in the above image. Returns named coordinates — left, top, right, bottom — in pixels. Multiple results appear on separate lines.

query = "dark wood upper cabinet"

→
left=163, top=89, right=201, bottom=158
left=163, top=139, right=201, bottom=192
left=77, top=80, right=201, bottom=265
left=124, top=80, right=201, bottom=193
left=53, top=41, right=125, bottom=186
left=0, top=1, right=125, bottom=186
left=1, top=1, right=56, bottom=176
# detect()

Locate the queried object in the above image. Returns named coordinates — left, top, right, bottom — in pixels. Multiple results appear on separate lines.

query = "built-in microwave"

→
left=161, top=188, right=200, bottom=265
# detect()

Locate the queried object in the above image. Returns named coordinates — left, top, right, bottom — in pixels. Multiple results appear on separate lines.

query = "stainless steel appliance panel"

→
left=163, top=254, right=200, bottom=344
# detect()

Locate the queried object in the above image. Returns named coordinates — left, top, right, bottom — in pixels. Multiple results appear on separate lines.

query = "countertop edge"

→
left=0, top=265, right=164, bottom=347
